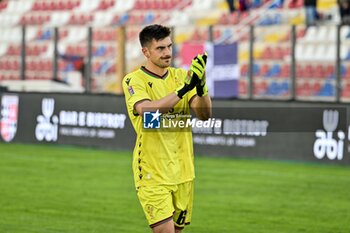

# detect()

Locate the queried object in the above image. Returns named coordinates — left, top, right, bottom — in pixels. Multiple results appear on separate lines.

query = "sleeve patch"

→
left=128, top=86, right=135, bottom=95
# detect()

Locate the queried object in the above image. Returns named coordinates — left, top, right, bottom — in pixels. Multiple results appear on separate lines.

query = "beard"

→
left=153, top=57, right=171, bottom=68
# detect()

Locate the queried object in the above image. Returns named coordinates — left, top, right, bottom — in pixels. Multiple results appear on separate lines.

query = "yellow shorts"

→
left=137, top=181, right=194, bottom=228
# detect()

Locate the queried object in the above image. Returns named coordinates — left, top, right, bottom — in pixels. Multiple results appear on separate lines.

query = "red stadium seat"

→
left=262, top=46, right=273, bottom=59
left=146, top=0, right=156, bottom=10
left=105, top=45, right=115, bottom=56
left=31, top=1, right=41, bottom=11
left=304, top=64, right=315, bottom=78
left=43, top=1, right=52, bottom=11
left=297, top=27, right=307, bottom=38
left=0, top=1, right=8, bottom=11
left=110, top=14, right=120, bottom=24
left=260, top=63, right=270, bottom=77
left=3, top=60, right=11, bottom=70
left=109, top=30, right=117, bottom=40
left=27, top=60, right=37, bottom=71
left=273, top=46, right=284, bottom=59
left=107, top=63, right=117, bottom=73
left=98, top=0, right=115, bottom=10
left=48, top=1, right=56, bottom=10
left=66, top=0, right=74, bottom=10
left=21, top=13, right=51, bottom=25
left=313, top=64, right=325, bottom=78
left=7, top=45, right=21, bottom=56
left=69, top=13, right=93, bottom=25
left=303, top=81, right=313, bottom=96
left=213, top=28, right=222, bottom=41
left=93, top=30, right=103, bottom=41
left=344, top=66, right=350, bottom=79
left=58, top=60, right=66, bottom=70
left=190, top=29, right=208, bottom=42
left=25, top=72, right=37, bottom=80
left=133, top=0, right=142, bottom=10
left=238, top=79, right=248, bottom=95
left=296, top=82, right=307, bottom=96
left=125, top=13, right=138, bottom=25
left=169, top=0, right=177, bottom=9
left=325, top=64, right=335, bottom=77
left=342, top=83, right=350, bottom=97
left=161, top=0, right=170, bottom=9
left=280, top=64, right=290, bottom=78
left=8, top=73, right=20, bottom=80
left=254, top=80, right=268, bottom=95
left=218, top=13, right=229, bottom=25
left=288, top=0, right=303, bottom=8
left=92, top=60, right=101, bottom=73
left=313, top=81, right=322, bottom=93
left=0, top=60, right=4, bottom=70
left=229, top=12, right=240, bottom=24
left=56, top=0, right=64, bottom=10
left=296, top=64, right=302, bottom=77
left=99, top=0, right=108, bottom=10
left=240, top=63, right=248, bottom=76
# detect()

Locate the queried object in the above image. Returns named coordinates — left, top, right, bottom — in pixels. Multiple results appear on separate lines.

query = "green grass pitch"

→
left=1, top=143, right=350, bottom=233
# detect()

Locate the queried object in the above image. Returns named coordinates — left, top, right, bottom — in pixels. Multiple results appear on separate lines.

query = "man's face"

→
left=143, top=37, right=172, bottom=68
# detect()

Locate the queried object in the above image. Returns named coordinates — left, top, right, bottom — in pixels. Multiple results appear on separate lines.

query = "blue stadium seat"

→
left=38, top=29, right=53, bottom=40
left=143, top=12, right=155, bottom=25
left=281, top=81, right=289, bottom=93
left=266, top=64, right=281, bottom=77
left=253, top=63, right=260, bottom=76
left=266, top=82, right=279, bottom=95
left=94, top=46, right=106, bottom=57
left=118, top=13, right=129, bottom=25
left=317, top=82, right=334, bottom=96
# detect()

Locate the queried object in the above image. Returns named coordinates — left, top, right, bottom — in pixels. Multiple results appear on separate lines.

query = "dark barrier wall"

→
left=0, top=92, right=135, bottom=150
left=194, top=101, right=350, bottom=165
left=1, top=92, right=349, bottom=165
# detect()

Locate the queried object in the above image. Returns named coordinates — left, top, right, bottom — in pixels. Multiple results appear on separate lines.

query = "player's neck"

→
left=145, top=62, right=167, bottom=77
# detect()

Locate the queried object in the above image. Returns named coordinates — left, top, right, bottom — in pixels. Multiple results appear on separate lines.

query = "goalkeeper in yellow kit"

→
left=123, top=24, right=212, bottom=233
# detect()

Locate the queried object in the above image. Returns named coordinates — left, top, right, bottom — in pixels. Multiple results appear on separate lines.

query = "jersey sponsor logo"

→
left=148, top=82, right=153, bottom=88
left=143, top=110, right=161, bottom=129
left=0, top=95, right=19, bottom=142
left=125, top=77, right=131, bottom=86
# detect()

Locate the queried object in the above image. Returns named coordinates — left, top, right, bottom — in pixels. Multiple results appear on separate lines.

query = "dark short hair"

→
left=139, top=24, right=171, bottom=47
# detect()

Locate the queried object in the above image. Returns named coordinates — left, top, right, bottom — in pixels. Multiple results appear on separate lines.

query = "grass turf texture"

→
left=0, top=143, right=349, bottom=233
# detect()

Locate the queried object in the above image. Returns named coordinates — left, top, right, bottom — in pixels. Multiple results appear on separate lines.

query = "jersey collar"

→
left=141, top=66, right=169, bottom=80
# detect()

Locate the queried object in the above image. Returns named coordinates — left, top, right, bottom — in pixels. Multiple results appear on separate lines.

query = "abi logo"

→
left=143, top=110, right=161, bottom=129
left=313, top=110, right=345, bottom=160
left=35, top=98, right=59, bottom=142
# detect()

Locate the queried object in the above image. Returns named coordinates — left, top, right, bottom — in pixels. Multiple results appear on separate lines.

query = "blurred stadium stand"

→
left=0, top=0, right=349, bottom=102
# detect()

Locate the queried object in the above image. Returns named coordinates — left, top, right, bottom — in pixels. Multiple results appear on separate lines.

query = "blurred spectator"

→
left=239, top=0, right=249, bottom=11
left=226, top=0, right=235, bottom=13
left=59, top=53, right=85, bottom=77
left=304, top=0, right=319, bottom=25
left=270, top=0, right=285, bottom=8
left=338, top=0, right=350, bottom=24
left=285, top=0, right=302, bottom=8
left=252, top=0, right=262, bottom=8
